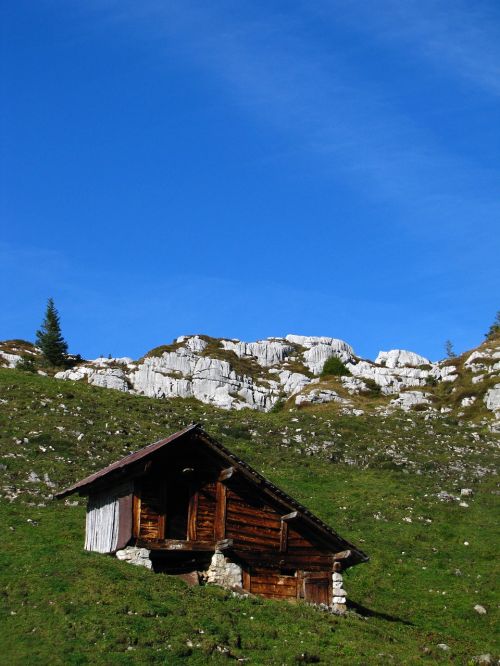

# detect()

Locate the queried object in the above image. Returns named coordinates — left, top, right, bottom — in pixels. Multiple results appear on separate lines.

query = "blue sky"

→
left=1, top=0, right=499, bottom=361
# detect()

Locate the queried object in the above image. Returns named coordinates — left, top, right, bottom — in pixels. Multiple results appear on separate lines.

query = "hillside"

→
left=1, top=332, right=499, bottom=428
left=0, top=357, right=498, bottom=664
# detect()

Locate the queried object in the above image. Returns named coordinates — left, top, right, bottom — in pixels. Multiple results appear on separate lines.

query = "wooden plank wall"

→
left=225, top=486, right=282, bottom=551
left=249, top=567, right=298, bottom=600
left=195, top=482, right=216, bottom=541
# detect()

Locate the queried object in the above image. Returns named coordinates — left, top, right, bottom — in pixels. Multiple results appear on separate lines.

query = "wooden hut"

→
left=56, top=424, right=368, bottom=610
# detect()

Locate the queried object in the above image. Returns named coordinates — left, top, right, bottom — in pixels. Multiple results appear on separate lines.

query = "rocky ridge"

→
left=1, top=333, right=499, bottom=426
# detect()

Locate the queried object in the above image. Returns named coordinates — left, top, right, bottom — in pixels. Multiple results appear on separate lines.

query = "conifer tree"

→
left=444, top=339, right=456, bottom=358
left=485, top=310, right=500, bottom=340
left=36, top=298, right=68, bottom=366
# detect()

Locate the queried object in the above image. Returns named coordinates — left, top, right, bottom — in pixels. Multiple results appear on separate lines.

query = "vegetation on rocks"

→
left=321, top=357, right=351, bottom=378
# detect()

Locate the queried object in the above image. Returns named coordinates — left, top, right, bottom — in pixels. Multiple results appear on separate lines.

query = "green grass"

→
left=0, top=368, right=499, bottom=664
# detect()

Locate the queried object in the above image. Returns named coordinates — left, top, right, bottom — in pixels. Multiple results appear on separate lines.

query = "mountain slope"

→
left=0, top=366, right=498, bottom=664
left=1, top=332, right=499, bottom=430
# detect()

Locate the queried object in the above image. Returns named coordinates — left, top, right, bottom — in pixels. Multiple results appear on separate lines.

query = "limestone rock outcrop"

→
left=375, top=349, right=431, bottom=368
left=46, top=333, right=499, bottom=419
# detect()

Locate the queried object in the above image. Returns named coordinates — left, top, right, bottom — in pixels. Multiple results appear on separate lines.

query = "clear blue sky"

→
left=1, top=1, right=499, bottom=361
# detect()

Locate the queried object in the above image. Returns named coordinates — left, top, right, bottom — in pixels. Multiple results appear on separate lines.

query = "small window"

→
left=279, top=567, right=296, bottom=577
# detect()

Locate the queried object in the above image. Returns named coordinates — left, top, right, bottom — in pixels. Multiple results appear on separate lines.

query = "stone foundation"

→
left=115, top=546, right=152, bottom=569
left=206, top=551, right=243, bottom=588
left=332, top=570, right=347, bottom=613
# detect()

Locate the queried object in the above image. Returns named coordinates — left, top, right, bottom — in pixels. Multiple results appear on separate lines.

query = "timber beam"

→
left=218, top=467, right=236, bottom=482
left=281, top=511, right=299, bottom=522
left=136, top=539, right=233, bottom=552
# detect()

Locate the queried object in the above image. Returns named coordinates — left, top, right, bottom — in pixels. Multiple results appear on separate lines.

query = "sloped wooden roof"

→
left=56, top=424, right=368, bottom=566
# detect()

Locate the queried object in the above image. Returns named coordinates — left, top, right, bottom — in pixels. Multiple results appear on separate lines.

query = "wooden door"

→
left=136, top=479, right=166, bottom=540
left=302, top=572, right=331, bottom=605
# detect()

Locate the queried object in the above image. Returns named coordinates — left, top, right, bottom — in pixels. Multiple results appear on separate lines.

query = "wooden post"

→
left=279, top=519, right=289, bottom=553
left=214, top=482, right=227, bottom=540
left=187, top=488, right=198, bottom=541
left=132, top=492, right=141, bottom=538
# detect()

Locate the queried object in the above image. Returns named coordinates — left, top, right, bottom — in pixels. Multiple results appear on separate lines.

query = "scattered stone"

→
left=473, top=604, right=487, bottom=615
left=471, top=654, right=493, bottom=664
left=116, top=546, right=152, bottom=569
left=437, top=491, right=456, bottom=502
left=437, top=643, right=450, bottom=651
left=295, top=389, right=350, bottom=407
left=390, top=391, right=432, bottom=412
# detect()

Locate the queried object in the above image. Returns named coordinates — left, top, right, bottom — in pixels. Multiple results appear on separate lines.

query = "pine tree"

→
left=485, top=311, right=500, bottom=340
left=444, top=339, right=456, bottom=359
left=36, top=298, right=68, bottom=366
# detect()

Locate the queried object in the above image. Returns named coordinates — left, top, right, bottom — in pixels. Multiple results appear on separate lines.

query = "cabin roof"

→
left=56, top=424, right=368, bottom=566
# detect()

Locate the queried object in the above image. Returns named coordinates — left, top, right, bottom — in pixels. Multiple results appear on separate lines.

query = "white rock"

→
left=376, top=349, right=431, bottom=368
left=302, top=343, right=353, bottom=374
left=183, top=336, right=208, bottom=353
left=461, top=396, right=476, bottom=407
left=474, top=604, right=487, bottom=615
left=390, top=391, right=432, bottom=411
left=284, top=335, right=354, bottom=374
left=349, top=360, right=430, bottom=394
left=434, top=365, right=458, bottom=382
left=484, top=384, right=500, bottom=415
left=0, top=351, right=22, bottom=368
left=341, top=376, right=368, bottom=394
left=89, top=356, right=133, bottom=366
left=88, top=369, right=129, bottom=392
left=278, top=370, right=312, bottom=395
left=221, top=339, right=293, bottom=367
left=295, top=389, right=350, bottom=407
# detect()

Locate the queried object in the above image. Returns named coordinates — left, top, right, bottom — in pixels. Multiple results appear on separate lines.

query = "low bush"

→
left=321, top=356, right=351, bottom=377
left=16, top=355, right=37, bottom=372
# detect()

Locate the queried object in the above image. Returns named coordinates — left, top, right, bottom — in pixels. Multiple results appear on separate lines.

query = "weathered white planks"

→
left=85, top=482, right=132, bottom=553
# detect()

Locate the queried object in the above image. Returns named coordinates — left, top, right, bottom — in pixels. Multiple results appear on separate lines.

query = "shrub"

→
left=270, top=398, right=285, bottom=413
left=485, top=310, right=500, bottom=340
left=362, top=378, right=381, bottom=394
left=321, top=356, right=351, bottom=378
left=16, top=355, right=37, bottom=372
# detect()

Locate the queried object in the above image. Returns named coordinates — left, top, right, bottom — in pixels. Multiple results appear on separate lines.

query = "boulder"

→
left=295, top=390, right=350, bottom=407
left=390, top=391, right=432, bottom=411
left=484, top=384, right=500, bottom=415
left=375, top=349, right=431, bottom=368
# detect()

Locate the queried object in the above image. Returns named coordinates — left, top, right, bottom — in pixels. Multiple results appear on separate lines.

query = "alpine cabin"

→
left=56, top=424, right=368, bottom=611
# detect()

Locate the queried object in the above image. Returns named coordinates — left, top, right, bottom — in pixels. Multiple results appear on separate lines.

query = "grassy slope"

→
left=0, top=368, right=498, bottom=665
